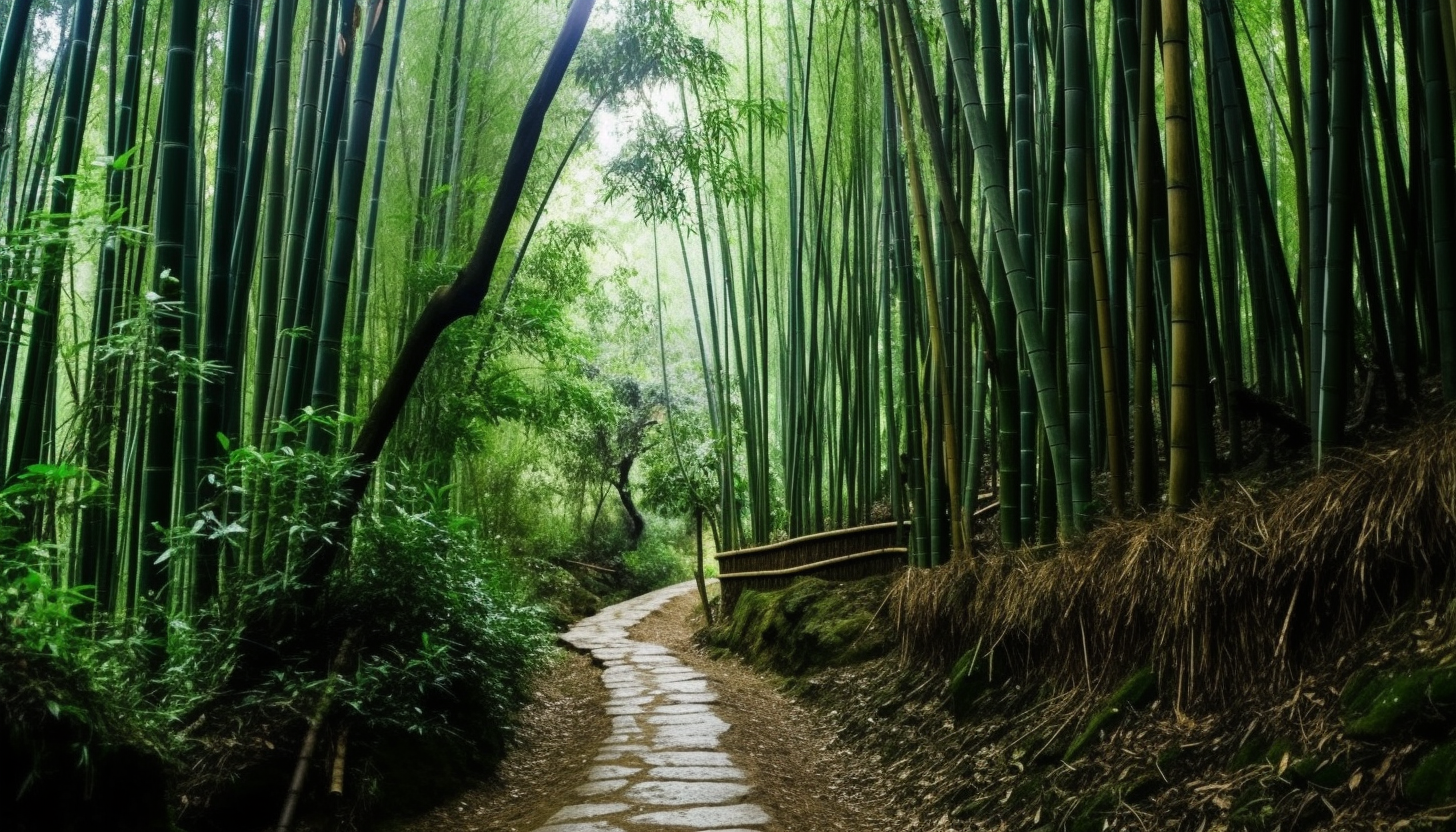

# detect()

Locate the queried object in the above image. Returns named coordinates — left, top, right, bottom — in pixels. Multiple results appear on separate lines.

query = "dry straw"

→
left=893, top=418, right=1456, bottom=708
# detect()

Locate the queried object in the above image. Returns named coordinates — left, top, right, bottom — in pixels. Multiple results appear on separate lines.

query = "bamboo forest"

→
left=5, top=0, right=1456, bottom=828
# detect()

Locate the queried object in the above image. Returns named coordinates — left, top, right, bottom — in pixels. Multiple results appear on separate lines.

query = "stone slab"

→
left=587, top=765, right=639, bottom=780
left=547, top=803, right=631, bottom=822
left=640, top=751, right=734, bottom=767
left=645, top=765, right=746, bottom=781
left=629, top=805, right=771, bottom=828
left=624, top=780, right=751, bottom=806
left=574, top=779, right=629, bottom=796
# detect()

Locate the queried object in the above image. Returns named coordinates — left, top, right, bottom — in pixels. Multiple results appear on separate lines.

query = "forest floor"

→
left=380, top=582, right=903, bottom=832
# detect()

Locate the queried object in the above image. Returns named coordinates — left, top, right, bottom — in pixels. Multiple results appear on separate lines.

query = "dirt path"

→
left=383, top=581, right=899, bottom=832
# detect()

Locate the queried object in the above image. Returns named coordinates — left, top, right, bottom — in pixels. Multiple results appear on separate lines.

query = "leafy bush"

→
left=329, top=480, right=554, bottom=811
left=617, top=520, right=692, bottom=599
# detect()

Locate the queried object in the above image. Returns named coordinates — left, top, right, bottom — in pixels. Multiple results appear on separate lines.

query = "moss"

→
left=1286, top=755, right=1348, bottom=790
left=1156, top=744, right=1186, bottom=772
left=704, top=577, right=896, bottom=679
left=1063, top=667, right=1157, bottom=762
left=1066, top=787, right=1121, bottom=832
left=1343, top=664, right=1456, bottom=739
left=1339, top=665, right=1382, bottom=713
left=1405, top=740, right=1456, bottom=807
left=948, top=641, right=997, bottom=716
left=1228, top=784, right=1277, bottom=831
left=1122, top=774, right=1166, bottom=804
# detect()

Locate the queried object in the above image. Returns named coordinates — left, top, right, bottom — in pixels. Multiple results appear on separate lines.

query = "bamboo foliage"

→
left=2, top=0, right=1456, bottom=634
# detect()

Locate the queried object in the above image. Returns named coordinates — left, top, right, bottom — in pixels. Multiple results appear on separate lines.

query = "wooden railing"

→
left=714, top=521, right=909, bottom=612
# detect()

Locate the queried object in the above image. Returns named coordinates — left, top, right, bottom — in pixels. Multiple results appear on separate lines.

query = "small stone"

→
left=629, top=805, right=770, bottom=827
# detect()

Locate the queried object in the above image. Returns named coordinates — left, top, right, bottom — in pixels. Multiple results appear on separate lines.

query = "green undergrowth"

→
left=2, top=448, right=697, bottom=831
left=704, top=576, right=1456, bottom=831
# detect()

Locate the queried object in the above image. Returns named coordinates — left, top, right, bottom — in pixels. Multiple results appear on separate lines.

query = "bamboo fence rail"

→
left=715, top=521, right=909, bottom=611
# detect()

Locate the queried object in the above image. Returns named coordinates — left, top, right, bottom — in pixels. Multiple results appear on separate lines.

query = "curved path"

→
left=540, top=581, right=769, bottom=832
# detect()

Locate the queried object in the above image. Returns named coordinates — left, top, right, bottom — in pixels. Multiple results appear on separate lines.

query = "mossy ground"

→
left=701, top=576, right=896, bottom=682
left=706, top=577, right=1456, bottom=831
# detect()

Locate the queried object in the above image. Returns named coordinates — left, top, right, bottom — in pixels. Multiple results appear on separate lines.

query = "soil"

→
left=381, top=588, right=902, bottom=832
left=376, top=651, right=610, bottom=832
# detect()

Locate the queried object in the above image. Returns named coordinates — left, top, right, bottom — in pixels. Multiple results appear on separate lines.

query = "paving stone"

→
left=605, top=705, right=644, bottom=716
left=648, top=713, right=727, bottom=727
left=651, top=724, right=727, bottom=743
left=640, top=751, right=734, bottom=767
left=574, top=779, right=629, bottom=796
left=644, top=766, right=746, bottom=781
left=624, top=780, right=751, bottom=806
left=595, top=748, right=646, bottom=761
left=666, top=692, right=719, bottom=704
left=629, top=805, right=770, bottom=828
left=587, top=765, right=640, bottom=780
left=598, top=743, right=651, bottom=753
left=655, top=679, right=709, bottom=694
left=649, top=734, right=722, bottom=750
left=611, top=716, right=641, bottom=732
left=536, top=822, right=624, bottom=832
left=547, top=803, right=632, bottom=822
left=650, top=704, right=712, bottom=715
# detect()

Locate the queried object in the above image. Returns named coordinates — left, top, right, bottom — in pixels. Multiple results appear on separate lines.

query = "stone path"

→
left=542, top=580, right=769, bottom=832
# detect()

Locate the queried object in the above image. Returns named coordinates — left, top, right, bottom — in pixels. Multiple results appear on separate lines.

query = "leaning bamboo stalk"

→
left=276, top=632, right=356, bottom=832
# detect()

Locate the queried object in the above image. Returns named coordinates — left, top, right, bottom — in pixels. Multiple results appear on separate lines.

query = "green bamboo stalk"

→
left=309, top=0, right=391, bottom=451
left=940, top=0, right=1074, bottom=538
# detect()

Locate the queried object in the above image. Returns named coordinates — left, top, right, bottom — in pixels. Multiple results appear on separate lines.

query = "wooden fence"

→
left=714, top=521, right=910, bottom=613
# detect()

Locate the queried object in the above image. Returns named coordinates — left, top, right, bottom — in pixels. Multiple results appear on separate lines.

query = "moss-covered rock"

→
left=1286, top=755, right=1348, bottom=790
left=1343, top=665, right=1456, bottom=739
left=703, top=576, right=896, bottom=678
left=947, top=641, right=999, bottom=716
left=1063, top=667, right=1157, bottom=762
left=1405, top=740, right=1456, bottom=807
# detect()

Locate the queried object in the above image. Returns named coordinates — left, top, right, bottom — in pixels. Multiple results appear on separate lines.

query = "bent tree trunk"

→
left=614, top=454, right=646, bottom=548
left=302, top=0, right=596, bottom=590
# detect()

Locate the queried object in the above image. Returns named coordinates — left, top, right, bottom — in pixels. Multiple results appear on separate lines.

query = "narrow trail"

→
left=385, top=581, right=902, bottom=832
left=543, top=581, right=767, bottom=831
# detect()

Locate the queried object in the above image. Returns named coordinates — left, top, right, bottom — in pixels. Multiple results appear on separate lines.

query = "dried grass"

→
left=894, top=417, right=1456, bottom=708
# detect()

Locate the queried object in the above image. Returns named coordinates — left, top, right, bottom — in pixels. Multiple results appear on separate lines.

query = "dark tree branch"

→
left=346, top=0, right=596, bottom=499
